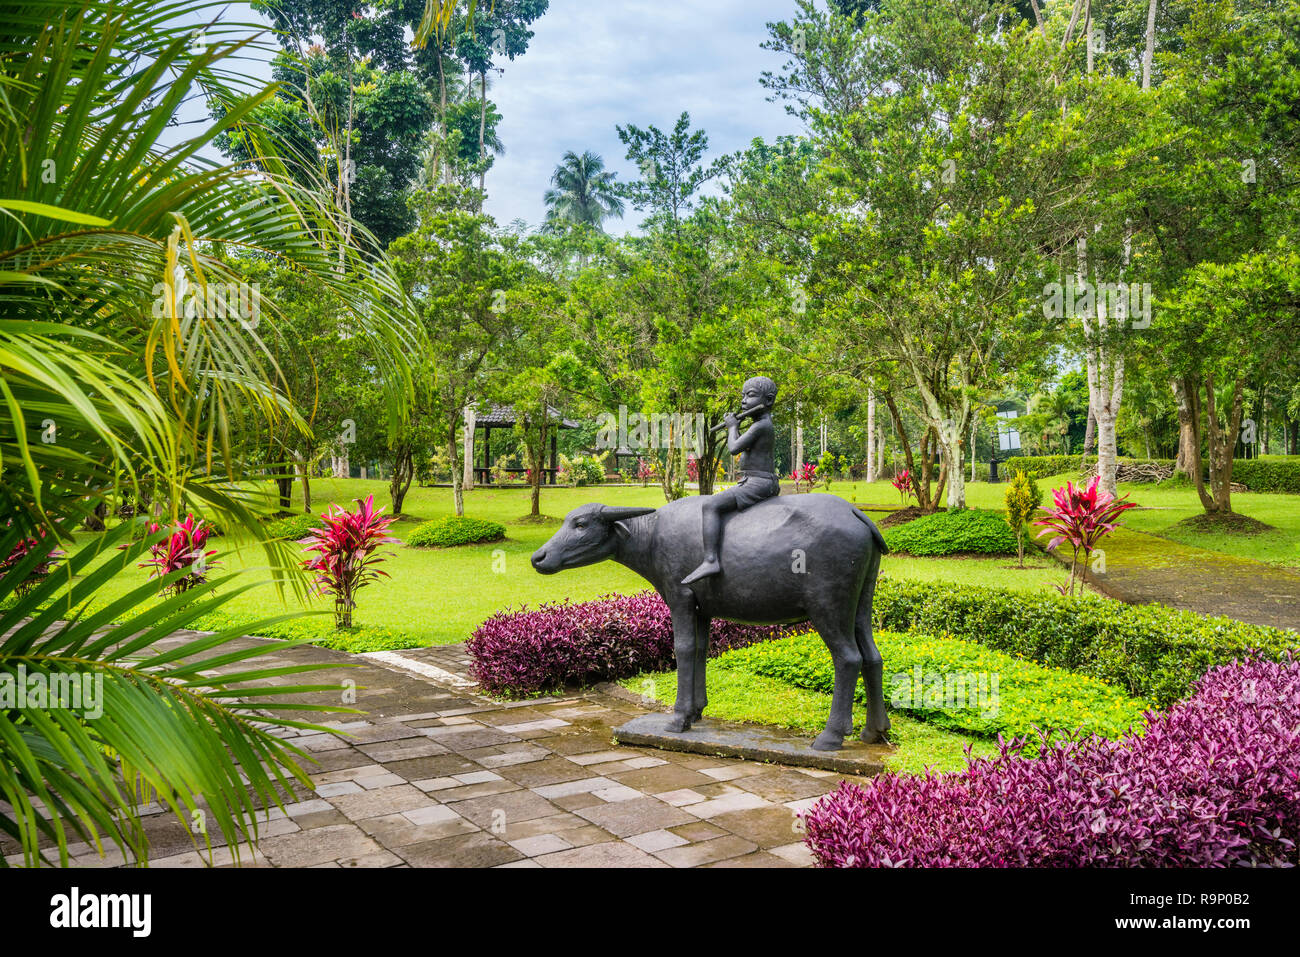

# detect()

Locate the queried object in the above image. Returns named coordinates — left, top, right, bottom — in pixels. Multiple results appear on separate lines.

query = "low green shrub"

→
left=717, top=630, right=1149, bottom=751
left=872, top=578, right=1300, bottom=707
left=264, top=513, right=325, bottom=540
left=1231, top=458, right=1300, bottom=493
left=884, top=508, right=1019, bottom=556
left=407, top=515, right=505, bottom=548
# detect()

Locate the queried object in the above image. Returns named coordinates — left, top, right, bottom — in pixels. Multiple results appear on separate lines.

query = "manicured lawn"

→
left=623, top=667, right=999, bottom=775
left=70, top=472, right=1297, bottom=648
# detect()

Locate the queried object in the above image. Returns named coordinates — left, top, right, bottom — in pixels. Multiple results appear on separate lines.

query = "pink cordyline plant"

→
left=137, top=514, right=219, bottom=596
left=891, top=468, right=913, bottom=506
left=1, top=525, right=64, bottom=596
left=790, top=462, right=817, bottom=492
left=301, top=495, right=399, bottom=628
left=1034, top=475, right=1137, bottom=596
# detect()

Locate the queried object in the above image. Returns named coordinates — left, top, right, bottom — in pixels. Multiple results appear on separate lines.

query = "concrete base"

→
left=613, top=712, right=889, bottom=776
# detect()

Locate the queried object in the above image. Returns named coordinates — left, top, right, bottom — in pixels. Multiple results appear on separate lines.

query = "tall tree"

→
left=543, top=150, right=625, bottom=230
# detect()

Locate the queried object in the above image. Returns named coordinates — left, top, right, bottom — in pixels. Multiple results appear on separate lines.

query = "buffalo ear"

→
left=612, top=521, right=634, bottom=542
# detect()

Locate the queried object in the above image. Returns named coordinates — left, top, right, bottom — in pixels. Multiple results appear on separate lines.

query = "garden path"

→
left=1076, top=528, right=1300, bottom=632
left=3, top=637, right=861, bottom=869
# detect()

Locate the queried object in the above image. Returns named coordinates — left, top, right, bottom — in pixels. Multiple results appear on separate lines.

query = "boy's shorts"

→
left=716, top=470, right=781, bottom=510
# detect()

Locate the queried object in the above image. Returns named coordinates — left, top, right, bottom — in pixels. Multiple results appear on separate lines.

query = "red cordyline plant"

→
left=635, top=457, right=655, bottom=485
left=301, top=495, right=399, bottom=628
left=790, top=461, right=816, bottom=492
left=892, top=468, right=913, bottom=506
left=1, top=526, right=64, bottom=596
left=1034, top=475, right=1136, bottom=596
left=137, top=514, right=219, bottom=596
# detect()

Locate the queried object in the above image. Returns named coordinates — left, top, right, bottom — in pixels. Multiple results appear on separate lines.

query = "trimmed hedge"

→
left=872, top=578, right=1300, bottom=707
left=803, top=656, right=1300, bottom=867
left=1232, top=458, right=1300, bottom=493
left=264, top=513, right=326, bottom=540
left=407, top=515, right=505, bottom=548
left=1003, top=454, right=1300, bottom=492
left=467, top=592, right=798, bottom=696
left=883, top=508, right=1019, bottom=556
left=717, top=630, right=1149, bottom=750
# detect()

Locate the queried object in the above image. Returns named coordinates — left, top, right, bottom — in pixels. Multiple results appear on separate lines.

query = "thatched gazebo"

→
left=469, top=404, right=579, bottom=486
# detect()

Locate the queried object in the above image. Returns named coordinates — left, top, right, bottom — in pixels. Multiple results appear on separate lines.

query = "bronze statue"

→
left=531, top=376, right=891, bottom=752
left=681, top=376, right=781, bottom=585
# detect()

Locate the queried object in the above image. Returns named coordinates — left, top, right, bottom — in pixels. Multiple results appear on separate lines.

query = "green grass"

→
left=622, top=667, right=998, bottom=775
left=66, top=472, right=1298, bottom=650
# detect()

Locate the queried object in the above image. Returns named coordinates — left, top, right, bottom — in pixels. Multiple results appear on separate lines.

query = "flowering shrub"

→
left=891, top=468, right=913, bottom=505
left=1034, top=475, right=1136, bottom=595
left=467, top=591, right=802, bottom=696
left=802, top=656, right=1300, bottom=867
left=0, top=526, right=64, bottom=596
left=301, top=495, right=399, bottom=628
left=137, top=514, right=219, bottom=596
left=790, top=462, right=816, bottom=492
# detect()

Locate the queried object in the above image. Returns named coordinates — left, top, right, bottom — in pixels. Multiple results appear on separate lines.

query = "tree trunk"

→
left=1080, top=239, right=1124, bottom=496
left=865, top=390, right=877, bottom=482
left=938, top=419, right=966, bottom=509
left=883, top=391, right=933, bottom=510
left=477, top=70, right=487, bottom=208
left=1142, top=0, right=1159, bottom=90
left=297, top=449, right=313, bottom=513
left=463, top=405, right=476, bottom=490
left=390, top=447, right=414, bottom=515
left=276, top=475, right=293, bottom=514
left=1172, top=377, right=1196, bottom=473
left=449, top=413, right=465, bottom=517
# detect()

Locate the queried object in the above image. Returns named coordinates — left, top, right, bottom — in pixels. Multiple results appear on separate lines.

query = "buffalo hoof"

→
left=860, top=728, right=891, bottom=745
left=688, top=707, right=705, bottom=722
left=664, top=713, right=693, bottom=734
left=812, top=731, right=844, bottom=752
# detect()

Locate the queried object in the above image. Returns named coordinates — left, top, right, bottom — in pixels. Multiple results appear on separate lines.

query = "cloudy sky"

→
left=479, top=0, right=807, bottom=232
left=175, top=1, right=808, bottom=233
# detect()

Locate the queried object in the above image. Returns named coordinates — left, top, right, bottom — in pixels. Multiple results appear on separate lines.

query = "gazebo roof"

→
left=473, top=404, right=579, bottom=429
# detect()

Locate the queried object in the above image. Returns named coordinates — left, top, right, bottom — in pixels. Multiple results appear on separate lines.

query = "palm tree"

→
left=0, top=0, right=421, bottom=866
left=543, top=150, right=625, bottom=231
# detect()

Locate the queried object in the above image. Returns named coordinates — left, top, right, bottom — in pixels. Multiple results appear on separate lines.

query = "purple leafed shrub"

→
left=803, top=656, right=1300, bottom=867
left=468, top=591, right=801, bottom=696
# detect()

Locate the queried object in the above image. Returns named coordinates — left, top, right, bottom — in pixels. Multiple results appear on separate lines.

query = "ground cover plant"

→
left=801, top=656, right=1300, bottom=867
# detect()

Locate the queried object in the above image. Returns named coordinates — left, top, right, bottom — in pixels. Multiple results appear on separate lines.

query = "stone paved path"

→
left=1075, top=528, right=1300, bottom=632
left=3, top=636, right=863, bottom=869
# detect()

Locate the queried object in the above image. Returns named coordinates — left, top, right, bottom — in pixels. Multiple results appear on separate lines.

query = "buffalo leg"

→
left=855, top=551, right=891, bottom=743
left=809, top=609, right=861, bottom=752
left=664, top=599, right=700, bottom=733
left=689, top=609, right=710, bottom=721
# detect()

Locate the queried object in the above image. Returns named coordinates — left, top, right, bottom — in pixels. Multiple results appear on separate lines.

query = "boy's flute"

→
left=711, top=408, right=755, bottom=433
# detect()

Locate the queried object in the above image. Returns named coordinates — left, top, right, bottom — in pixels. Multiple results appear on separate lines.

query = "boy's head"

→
left=740, top=376, right=778, bottom=414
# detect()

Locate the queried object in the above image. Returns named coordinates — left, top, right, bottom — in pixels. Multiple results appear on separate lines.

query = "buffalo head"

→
left=531, top=504, right=656, bottom=575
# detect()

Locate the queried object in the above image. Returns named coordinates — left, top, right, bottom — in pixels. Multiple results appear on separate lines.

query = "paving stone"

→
left=625, top=829, right=689, bottom=853
left=699, top=763, right=767, bottom=782
left=655, top=788, right=707, bottom=806
left=356, top=772, right=407, bottom=790
left=683, top=791, right=772, bottom=819
left=701, top=851, right=794, bottom=868
left=397, top=831, right=524, bottom=868
left=622, top=756, right=669, bottom=769
left=410, top=777, right=460, bottom=792
left=533, top=776, right=620, bottom=799
left=346, top=722, right=426, bottom=745
left=734, top=769, right=836, bottom=803
left=559, top=825, right=619, bottom=848
left=339, top=850, right=405, bottom=867
left=453, top=770, right=502, bottom=785
left=496, top=757, right=592, bottom=788
left=533, top=841, right=669, bottom=868
left=475, top=748, right=550, bottom=769
left=357, top=811, right=477, bottom=848
left=569, top=749, right=641, bottom=766
left=573, top=797, right=697, bottom=838
left=426, top=779, right=519, bottom=802
left=385, top=754, right=479, bottom=781
left=770, top=841, right=817, bottom=866
left=591, top=784, right=643, bottom=803
left=327, top=785, right=436, bottom=821
left=653, top=835, right=758, bottom=868
left=358, top=739, right=450, bottom=762
left=608, top=764, right=716, bottom=792
left=449, top=789, right=562, bottom=829
left=709, top=806, right=805, bottom=848
left=258, top=824, right=384, bottom=868
left=315, top=781, right=364, bottom=798
left=508, top=833, right=573, bottom=856
left=668, top=821, right=729, bottom=842
left=499, top=813, right=589, bottom=842
left=550, top=792, right=606, bottom=812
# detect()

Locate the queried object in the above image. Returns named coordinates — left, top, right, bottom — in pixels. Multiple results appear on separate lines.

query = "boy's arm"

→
left=727, top=418, right=772, bottom=456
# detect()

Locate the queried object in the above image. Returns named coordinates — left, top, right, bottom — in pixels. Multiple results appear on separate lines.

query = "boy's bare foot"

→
left=681, top=560, right=721, bottom=585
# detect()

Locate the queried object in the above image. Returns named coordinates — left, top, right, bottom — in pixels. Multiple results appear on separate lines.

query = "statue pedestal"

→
left=612, top=712, right=889, bottom=776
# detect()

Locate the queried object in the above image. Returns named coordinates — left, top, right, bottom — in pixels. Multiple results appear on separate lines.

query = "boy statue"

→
left=681, top=376, right=781, bottom=585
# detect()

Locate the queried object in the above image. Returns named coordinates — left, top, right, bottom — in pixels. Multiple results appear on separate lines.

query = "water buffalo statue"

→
left=530, top=494, right=890, bottom=751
